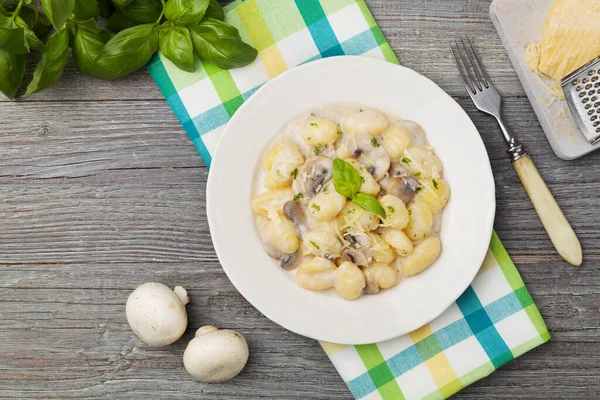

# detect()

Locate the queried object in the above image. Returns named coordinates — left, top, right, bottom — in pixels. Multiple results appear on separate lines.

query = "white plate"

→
left=207, top=56, right=495, bottom=345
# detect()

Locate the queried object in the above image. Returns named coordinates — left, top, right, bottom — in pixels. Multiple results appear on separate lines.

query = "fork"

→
left=450, top=38, right=582, bottom=266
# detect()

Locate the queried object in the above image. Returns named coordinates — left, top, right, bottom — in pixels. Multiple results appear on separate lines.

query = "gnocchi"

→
left=302, top=118, right=339, bottom=146
left=253, top=105, right=450, bottom=299
left=363, top=262, right=399, bottom=294
left=342, top=109, right=388, bottom=136
left=334, top=261, right=366, bottom=300
left=262, top=140, right=304, bottom=189
left=302, top=231, right=343, bottom=259
left=296, top=257, right=337, bottom=291
left=400, top=237, right=441, bottom=276
left=404, top=201, right=433, bottom=240
left=381, top=125, right=412, bottom=160
left=381, top=228, right=413, bottom=257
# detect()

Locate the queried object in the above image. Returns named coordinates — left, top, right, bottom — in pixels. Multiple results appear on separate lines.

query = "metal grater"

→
left=562, top=56, right=600, bottom=144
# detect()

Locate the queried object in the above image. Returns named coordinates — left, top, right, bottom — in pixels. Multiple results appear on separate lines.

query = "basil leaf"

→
left=205, top=0, right=224, bottom=21
left=0, top=14, right=28, bottom=53
left=117, top=0, right=161, bottom=24
left=0, top=4, right=8, bottom=16
left=73, top=24, right=110, bottom=75
left=106, top=10, right=137, bottom=32
left=189, top=18, right=257, bottom=69
left=164, top=0, right=209, bottom=25
left=90, top=23, right=158, bottom=80
left=159, top=23, right=194, bottom=72
left=24, top=28, right=69, bottom=96
left=98, top=0, right=114, bottom=18
left=0, top=49, right=25, bottom=99
left=42, top=0, right=76, bottom=31
left=15, top=17, right=48, bottom=52
left=113, top=0, right=134, bottom=7
left=352, top=193, right=386, bottom=219
left=73, top=0, right=100, bottom=20
left=332, top=158, right=362, bottom=199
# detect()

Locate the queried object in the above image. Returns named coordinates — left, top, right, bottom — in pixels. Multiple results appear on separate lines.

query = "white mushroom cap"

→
left=183, top=326, right=249, bottom=383
left=126, top=282, right=189, bottom=347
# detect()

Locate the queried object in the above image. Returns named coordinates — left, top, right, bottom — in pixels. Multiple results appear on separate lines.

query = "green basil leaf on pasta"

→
left=332, top=158, right=362, bottom=199
left=352, top=193, right=386, bottom=219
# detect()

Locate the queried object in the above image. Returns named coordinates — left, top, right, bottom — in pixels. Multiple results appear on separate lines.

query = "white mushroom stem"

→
left=173, top=286, right=190, bottom=305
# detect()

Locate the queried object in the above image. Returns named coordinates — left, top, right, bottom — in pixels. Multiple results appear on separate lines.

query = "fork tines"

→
left=450, top=37, right=492, bottom=94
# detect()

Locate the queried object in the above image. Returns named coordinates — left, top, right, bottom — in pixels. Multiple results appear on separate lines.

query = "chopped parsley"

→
left=401, top=157, right=412, bottom=165
left=311, top=203, right=321, bottom=212
left=423, top=233, right=427, bottom=238
left=414, top=187, right=422, bottom=193
left=432, top=179, right=439, bottom=189
left=359, top=108, right=364, bottom=112
left=313, top=147, right=320, bottom=155
left=290, top=168, right=298, bottom=179
left=310, top=122, right=318, bottom=127
left=414, top=172, right=421, bottom=177
left=387, top=206, right=395, bottom=214
left=370, top=137, right=380, bottom=148
left=359, top=175, right=365, bottom=184
left=293, top=193, right=304, bottom=201
left=310, top=112, right=316, bottom=116
left=307, top=137, right=312, bottom=141
left=401, top=250, right=408, bottom=255
left=414, top=234, right=417, bottom=238
left=408, top=209, right=412, bottom=215
left=309, top=240, right=320, bottom=249
left=337, top=129, right=343, bottom=136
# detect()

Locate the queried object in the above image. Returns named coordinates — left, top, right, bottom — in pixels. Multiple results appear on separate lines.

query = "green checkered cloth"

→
left=148, top=1, right=550, bottom=398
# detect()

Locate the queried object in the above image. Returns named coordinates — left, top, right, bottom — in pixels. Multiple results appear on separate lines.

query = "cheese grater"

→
left=562, top=56, right=600, bottom=144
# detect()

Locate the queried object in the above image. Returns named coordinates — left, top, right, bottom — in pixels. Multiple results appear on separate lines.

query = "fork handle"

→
left=513, top=155, right=582, bottom=266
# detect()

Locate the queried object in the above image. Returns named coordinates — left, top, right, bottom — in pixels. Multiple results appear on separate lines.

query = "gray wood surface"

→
left=1, top=1, right=599, bottom=399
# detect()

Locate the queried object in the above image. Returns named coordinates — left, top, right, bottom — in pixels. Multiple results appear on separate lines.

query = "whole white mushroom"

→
left=126, top=282, right=189, bottom=347
left=183, top=325, right=249, bottom=383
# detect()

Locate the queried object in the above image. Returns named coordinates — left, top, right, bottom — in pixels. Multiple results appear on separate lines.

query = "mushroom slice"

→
left=264, top=244, right=302, bottom=270
left=350, top=135, right=390, bottom=181
left=283, top=200, right=308, bottom=236
left=340, top=229, right=372, bottom=267
left=379, top=161, right=420, bottom=204
left=292, top=156, right=333, bottom=200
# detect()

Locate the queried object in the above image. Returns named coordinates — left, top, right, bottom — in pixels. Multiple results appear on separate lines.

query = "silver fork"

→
left=450, top=38, right=582, bottom=267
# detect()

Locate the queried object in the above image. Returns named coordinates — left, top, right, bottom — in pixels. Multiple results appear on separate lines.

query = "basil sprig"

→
left=332, top=159, right=386, bottom=219
left=0, top=0, right=256, bottom=99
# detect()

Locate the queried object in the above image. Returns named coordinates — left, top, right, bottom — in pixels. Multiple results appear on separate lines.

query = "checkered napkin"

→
left=147, top=0, right=550, bottom=398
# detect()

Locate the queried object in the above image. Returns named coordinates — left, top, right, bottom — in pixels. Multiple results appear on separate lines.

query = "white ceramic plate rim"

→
left=207, top=56, right=495, bottom=345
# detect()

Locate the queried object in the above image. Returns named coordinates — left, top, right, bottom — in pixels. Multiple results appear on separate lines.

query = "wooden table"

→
left=1, top=1, right=598, bottom=398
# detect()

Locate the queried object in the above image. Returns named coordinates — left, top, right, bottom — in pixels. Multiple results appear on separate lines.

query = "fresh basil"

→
left=112, top=0, right=134, bottom=8
left=116, top=0, right=161, bottom=24
left=73, top=0, right=100, bottom=20
left=352, top=193, right=386, bottom=219
left=332, top=158, right=362, bottom=199
left=18, top=7, right=53, bottom=39
left=205, top=0, right=224, bottom=21
left=90, top=23, right=158, bottom=80
left=42, top=0, right=76, bottom=31
left=189, top=18, right=257, bottom=69
left=0, top=14, right=28, bottom=54
left=106, top=9, right=137, bottom=32
left=0, top=4, right=7, bottom=16
left=164, top=0, right=210, bottom=25
left=159, top=23, right=195, bottom=72
left=24, top=28, right=69, bottom=96
left=0, top=49, right=25, bottom=99
left=73, top=20, right=111, bottom=75
left=15, top=17, right=48, bottom=52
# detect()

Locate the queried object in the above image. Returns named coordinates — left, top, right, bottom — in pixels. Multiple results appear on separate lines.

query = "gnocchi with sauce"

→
left=251, top=105, right=450, bottom=300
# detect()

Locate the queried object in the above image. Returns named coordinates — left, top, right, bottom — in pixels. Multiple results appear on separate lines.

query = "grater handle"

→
left=513, top=155, right=582, bottom=266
